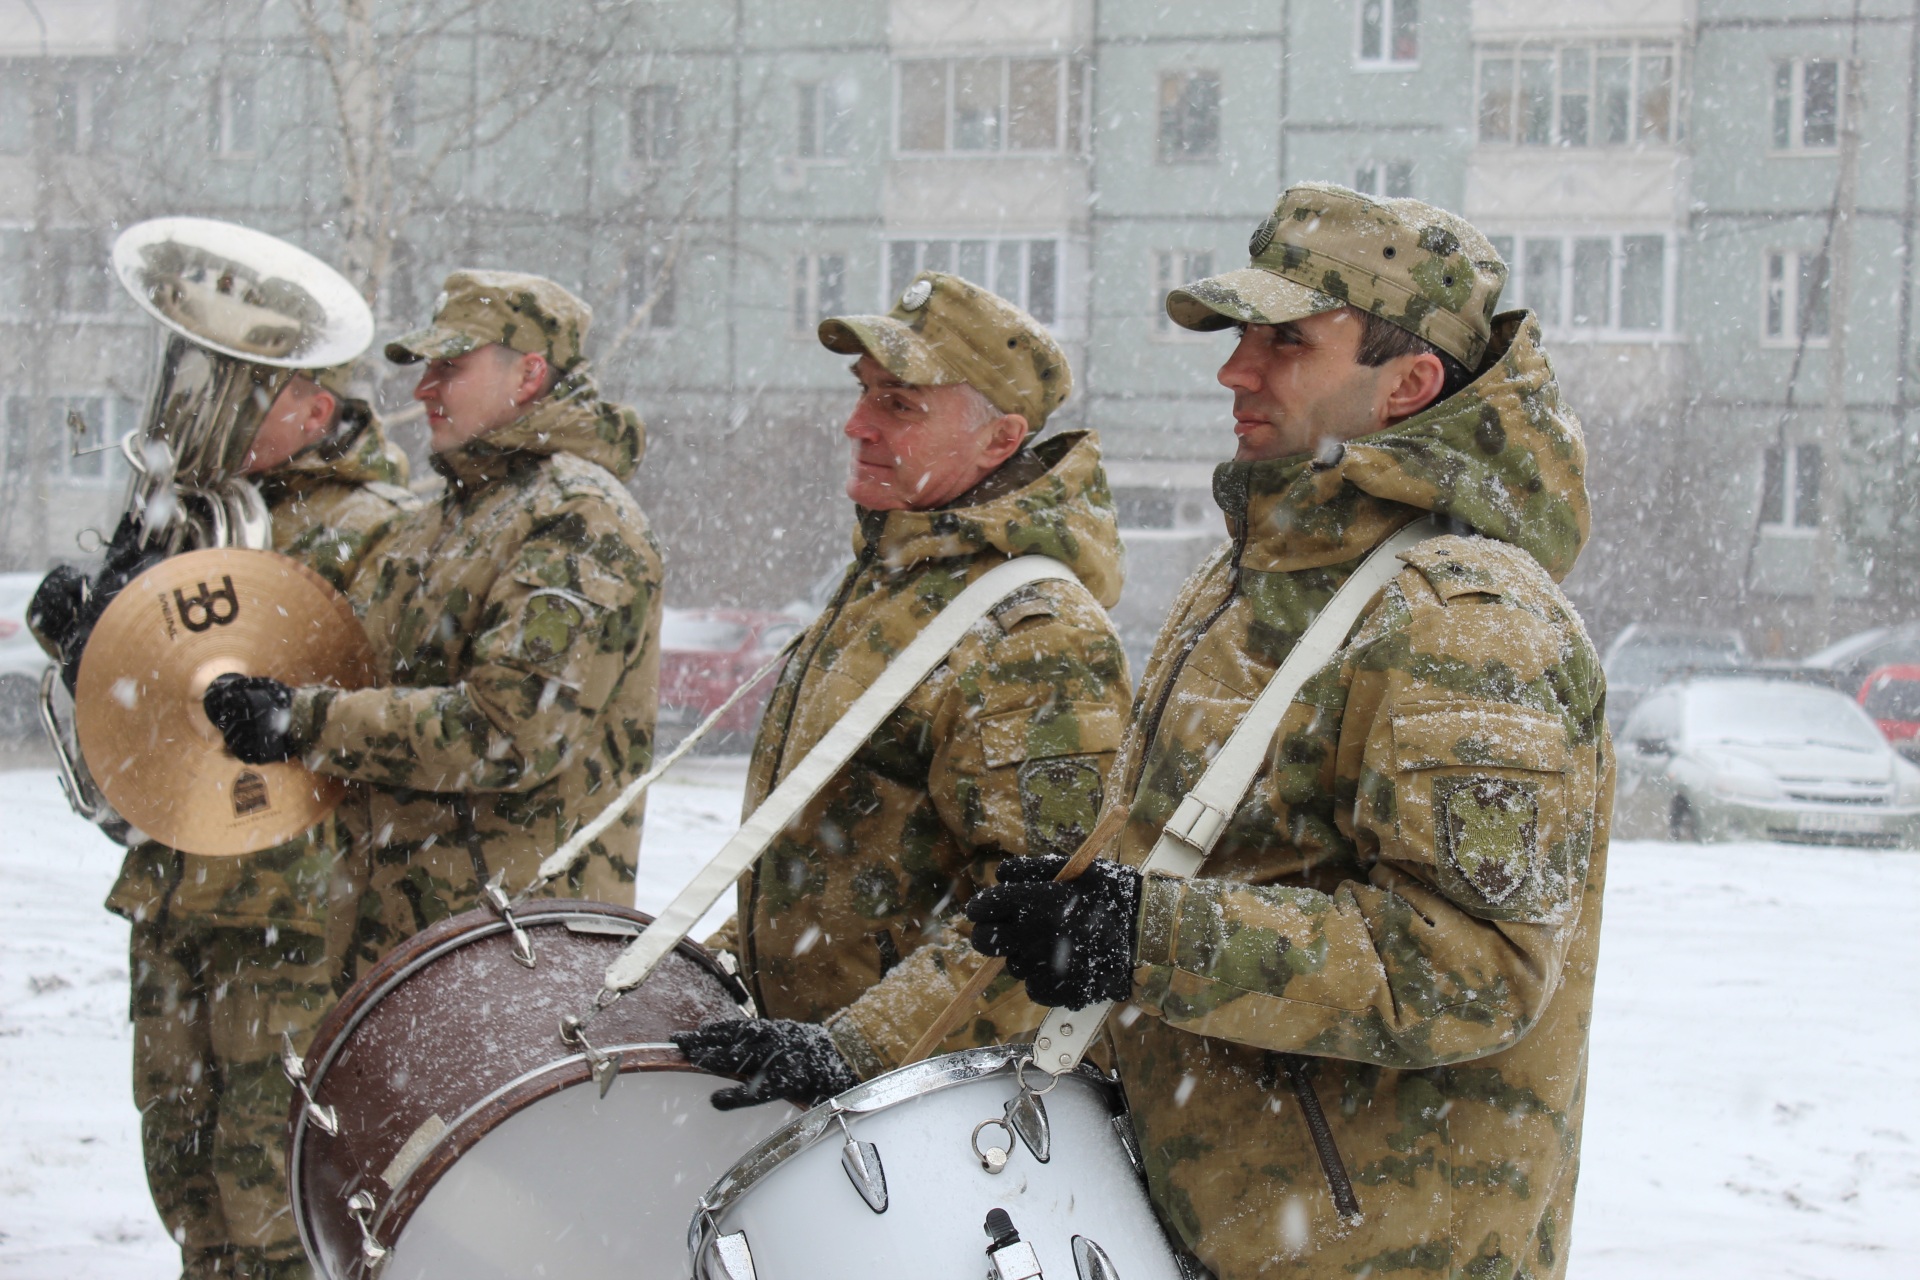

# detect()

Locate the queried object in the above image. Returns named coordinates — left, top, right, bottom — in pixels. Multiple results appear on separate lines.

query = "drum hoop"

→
left=688, top=1043, right=1118, bottom=1259
left=290, top=902, right=746, bottom=1272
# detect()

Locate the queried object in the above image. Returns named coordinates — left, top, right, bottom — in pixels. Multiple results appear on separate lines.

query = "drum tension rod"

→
left=280, top=1031, right=339, bottom=1137
left=346, top=1190, right=390, bottom=1269
left=559, top=1014, right=623, bottom=1097
left=481, top=874, right=537, bottom=968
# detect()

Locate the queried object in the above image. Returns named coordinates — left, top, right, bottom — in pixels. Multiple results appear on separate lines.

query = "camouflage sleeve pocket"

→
left=980, top=699, right=1124, bottom=769
left=1385, top=700, right=1575, bottom=922
left=502, top=558, right=634, bottom=687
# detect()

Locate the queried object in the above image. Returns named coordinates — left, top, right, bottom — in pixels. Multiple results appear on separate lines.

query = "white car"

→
left=1615, top=675, right=1920, bottom=848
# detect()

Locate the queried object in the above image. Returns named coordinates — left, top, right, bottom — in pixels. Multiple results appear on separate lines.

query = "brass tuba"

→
left=39, top=217, right=375, bottom=833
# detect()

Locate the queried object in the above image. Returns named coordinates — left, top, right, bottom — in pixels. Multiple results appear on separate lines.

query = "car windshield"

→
left=1686, top=682, right=1887, bottom=752
left=1609, top=639, right=1744, bottom=685
left=661, top=614, right=750, bottom=653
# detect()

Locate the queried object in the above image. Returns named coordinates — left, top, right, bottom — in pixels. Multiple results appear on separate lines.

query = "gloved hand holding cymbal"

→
left=965, top=854, right=1142, bottom=1011
left=203, top=673, right=298, bottom=764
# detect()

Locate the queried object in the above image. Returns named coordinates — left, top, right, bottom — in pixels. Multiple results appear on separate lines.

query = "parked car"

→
left=1601, top=624, right=1750, bottom=728
left=1615, top=674, right=1920, bottom=847
left=1798, top=622, right=1920, bottom=694
left=657, top=608, right=804, bottom=747
left=1858, top=664, right=1920, bottom=762
left=0, top=572, right=53, bottom=739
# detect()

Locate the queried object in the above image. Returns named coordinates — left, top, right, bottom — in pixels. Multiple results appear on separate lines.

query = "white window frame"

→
left=5, top=392, right=136, bottom=487
left=631, top=84, right=678, bottom=164
left=1488, top=229, right=1679, bottom=342
left=1475, top=40, right=1683, bottom=148
left=1156, top=70, right=1221, bottom=165
left=1356, top=0, right=1420, bottom=71
left=882, top=235, right=1064, bottom=330
left=892, top=56, right=1082, bottom=157
left=1352, top=158, right=1416, bottom=198
left=1152, top=249, right=1215, bottom=339
left=797, top=77, right=857, bottom=163
left=792, top=251, right=848, bottom=337
left=212, top=72, right=257, bottom=158
left=1761, top=248, right=1830, bottom=348
left=1759, top=442, right=1822, bottom=534
left=1771, top=57, right=1845, bottom=155
left=626, top=243, right=677, bottom=333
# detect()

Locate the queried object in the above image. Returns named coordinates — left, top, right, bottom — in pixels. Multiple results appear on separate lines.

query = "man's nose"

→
left=1217, top=334, right=1261, bottom=393
left=843, top=401, right=884, bottom=441
left=413, top=372, right=438, bottom=403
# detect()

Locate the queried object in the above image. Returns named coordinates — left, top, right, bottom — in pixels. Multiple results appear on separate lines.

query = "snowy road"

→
left=3, top=763, right=1916, bottom=1278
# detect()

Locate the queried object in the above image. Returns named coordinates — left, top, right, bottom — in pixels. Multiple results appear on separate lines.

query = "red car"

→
left=1858, top=664, right=1920, bottom=761
left=657, top=608, right=804, bottom=743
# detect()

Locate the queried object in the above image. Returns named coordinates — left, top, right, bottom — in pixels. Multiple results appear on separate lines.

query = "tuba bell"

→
left=37, top=217, right=375, bottom=836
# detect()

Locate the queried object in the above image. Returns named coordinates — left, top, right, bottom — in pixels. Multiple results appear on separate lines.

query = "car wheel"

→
left=1669, top=795, right=1701, bottom=843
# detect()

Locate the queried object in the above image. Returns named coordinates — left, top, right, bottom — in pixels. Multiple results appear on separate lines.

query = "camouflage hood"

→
left=431, top=363, right=646, bottom=491
left=257, top=409, right=410, bottom=500
left=852, top=429, right=1125, bottom=608
left=1217, top=311, right=1591, bottom=581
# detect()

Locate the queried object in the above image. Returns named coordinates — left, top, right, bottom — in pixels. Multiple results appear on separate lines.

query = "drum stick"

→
left=900, top=801, right=1131, bottom=1066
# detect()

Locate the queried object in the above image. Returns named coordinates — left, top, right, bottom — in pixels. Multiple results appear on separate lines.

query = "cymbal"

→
left=75, top=548, right=377, bottom=856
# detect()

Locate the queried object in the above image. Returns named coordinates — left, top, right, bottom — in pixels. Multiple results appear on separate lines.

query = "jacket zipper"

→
left=740, top=548, right=872, bottom=1010
left=1282, top=1053, right=1363, bottom=1221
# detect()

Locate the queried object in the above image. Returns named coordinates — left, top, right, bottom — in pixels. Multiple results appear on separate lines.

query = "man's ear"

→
left=515, top=352, right=551, bottom=405
left=1383, top=352, right=1447, bottom=422
left=302, top=389, right=338, bottom=442
left=981, top=412, right=1030, bottom=468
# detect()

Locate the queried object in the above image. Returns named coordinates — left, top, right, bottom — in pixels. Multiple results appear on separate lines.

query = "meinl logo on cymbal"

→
left=232, top=769, right=270, bottom=817
left=175, top=576, right=240, bottom=634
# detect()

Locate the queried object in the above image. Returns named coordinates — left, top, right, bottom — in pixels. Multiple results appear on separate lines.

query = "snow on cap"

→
left=818, top=272, right=1072, bottom=430
left=386, top=269, right=591, bottom=372
left=1165, top=183, right=1509, bottom=368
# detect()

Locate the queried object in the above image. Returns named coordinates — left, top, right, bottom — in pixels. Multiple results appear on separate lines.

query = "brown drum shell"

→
left=289, top=900, right=747, bottom=1279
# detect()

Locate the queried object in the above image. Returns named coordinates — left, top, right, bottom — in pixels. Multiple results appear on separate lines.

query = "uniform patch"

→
left=1019, top=756, right=1104, bottom=858
left=1434, top=775, right=1538, bottom=904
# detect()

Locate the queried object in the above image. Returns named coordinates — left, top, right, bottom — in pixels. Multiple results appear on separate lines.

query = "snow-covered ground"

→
left=3, top=762, right=1916, bottom=1278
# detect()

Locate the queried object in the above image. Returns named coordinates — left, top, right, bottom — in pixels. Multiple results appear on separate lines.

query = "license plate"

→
left=1798, top=810, right=1881, bottom=834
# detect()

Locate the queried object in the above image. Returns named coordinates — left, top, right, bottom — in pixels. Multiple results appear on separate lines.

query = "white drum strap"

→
left=596, top=554, right=1078, bottom=1001
left=1029, top=517, right=1440, bottom=1074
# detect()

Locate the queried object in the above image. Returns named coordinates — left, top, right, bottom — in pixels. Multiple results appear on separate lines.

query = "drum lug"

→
left=1071, top=1235, right=1121, bottom=1280
left=558, top=1014, right=623, bottom=1097
left=835, top=1114, right=888, bottom=1212
left=482, top=875, right=537, bottom=968
left=707, top=1229, right=758, bottom=1280
left=1005, top=1088, right=1051, bottom=1163
left=984, top=1209, right=1045, bottom=1280
left=971, top=1117, right=1014, bottom=1175
left=345, top=1189, right=390, bottom=1270
left=281, top=1030, right=339, bottom=1137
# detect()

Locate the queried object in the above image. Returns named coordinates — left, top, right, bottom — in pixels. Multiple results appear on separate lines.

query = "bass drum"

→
left=290, top=899, right=795, bottom=1279
left=691, top=1044, right=1196, bottom=1280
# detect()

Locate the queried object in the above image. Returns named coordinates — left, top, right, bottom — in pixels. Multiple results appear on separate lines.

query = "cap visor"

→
left=818, top=315, right=962, bottom=387
left=1164, top=268, right=1345, bottom=332
left=383, top=327, right=480, bottom=365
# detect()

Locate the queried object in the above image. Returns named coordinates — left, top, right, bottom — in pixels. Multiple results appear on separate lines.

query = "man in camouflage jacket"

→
left=203, top=272, right=663, bottom=984
left=101, top=371, right=415, bottom=1280
left=969, top=186, right=1612, bottom=1279
left=675, top=274, right=1132, bottom=1105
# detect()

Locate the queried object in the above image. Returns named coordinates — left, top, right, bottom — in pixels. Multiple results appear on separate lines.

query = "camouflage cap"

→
left=298, top=361, right=357, bottom=399
left=818, top=272, right=1071, bottom=430
left=1166, top=183, right=1509, bottom=368
left=385, top=270, right=591, bottom=371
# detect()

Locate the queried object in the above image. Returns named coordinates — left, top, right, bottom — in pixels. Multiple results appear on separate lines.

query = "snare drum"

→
left=691, top=1044, right=1193, bottom=1280
left=290, top=899, right=796, bottom=1280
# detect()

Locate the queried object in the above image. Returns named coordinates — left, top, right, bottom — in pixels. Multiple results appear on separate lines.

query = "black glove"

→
left=203, top=673, right=298, bottom=764
left=32, top=515, right=168, bottom=693
left=672, top=1018, right=859, bottom=1111
left=966, top=855, right=1142, bottom=1010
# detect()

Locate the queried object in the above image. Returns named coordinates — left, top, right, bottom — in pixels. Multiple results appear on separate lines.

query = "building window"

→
left=1488, top=231, right=1672, bottom=338
left=390, top=74, right=417, bottom=154
left=793, top=252, right=846, bottom=334
left=46, top=229, right=111, bottom=317
left=53, top=77, right=113, bottom=155
left=1761, top=443, right=1821, bottom=530
left=798, top=78, right=856, bottom=160
left=1158, top=72, right=1220, bottom=163
left=895, top=56, right=1082, bottom=155
left=1773, top=58, right=1842, bottom=152
left=885, top=237, right=1059, bottom=326
left=0, top=79, right=29, bottom=156
left=1153, top=250, right=1214, bottom=335
left=1357, top=0, right=1419, bottom=68
left=211, top=73, right=257, bottom=156
left=1477, top=41, right=1680, bottom=147
left=1762, top=249, right=1830, bottom=346
left=1353, top=160, right=1415, bottom=198
left=631, top=85, right=678, bottom=163
left=627, top=244, right=677, bottom=332
left=5, top=394, right=136, bottom=485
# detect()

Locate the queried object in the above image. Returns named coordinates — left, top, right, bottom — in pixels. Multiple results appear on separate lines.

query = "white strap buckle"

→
left=1163, top=794, right=1228, bottom=856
